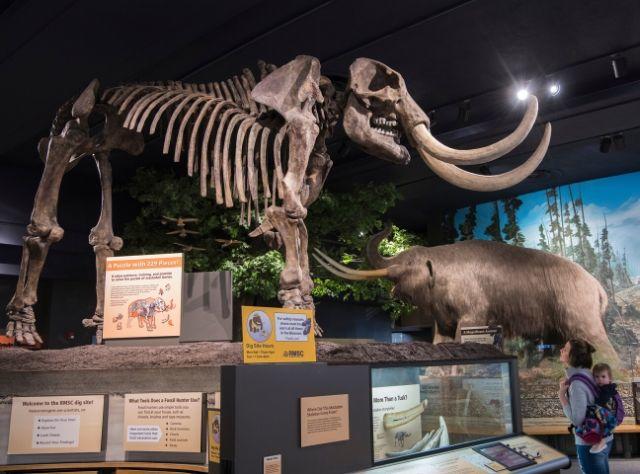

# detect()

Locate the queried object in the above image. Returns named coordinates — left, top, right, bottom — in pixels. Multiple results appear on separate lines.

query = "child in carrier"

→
left=569, top=362, right=624, bottom=453
left=589, top=363, right=623, bottom=453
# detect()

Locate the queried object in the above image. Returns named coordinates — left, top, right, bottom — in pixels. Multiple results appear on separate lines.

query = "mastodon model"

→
left=5, top=55, right=550, bottom=345
left=314, top=226, right=617, bottom=360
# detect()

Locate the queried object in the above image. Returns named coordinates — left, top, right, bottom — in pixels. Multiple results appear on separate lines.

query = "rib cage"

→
left=100, top=64, right=333, bottom=227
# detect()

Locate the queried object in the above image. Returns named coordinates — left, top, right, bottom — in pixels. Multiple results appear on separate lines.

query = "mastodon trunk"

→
left=365, top=224, right=394, bottom=268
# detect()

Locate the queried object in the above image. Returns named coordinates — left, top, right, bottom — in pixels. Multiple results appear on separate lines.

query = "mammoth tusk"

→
left=312, top=254, right=372, bottom=281
left=412, top=95, right=540, bottom=165
left=383, top=399, right=428, bottom=430
left=313, top=249, right=389, bottom=279
left=417, top=122, right=551, bottom=192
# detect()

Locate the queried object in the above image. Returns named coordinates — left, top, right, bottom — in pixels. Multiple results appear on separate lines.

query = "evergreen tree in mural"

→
left=484, top=201, right=503, bottom=242
left=458, top=205, right=477, bottom=240
left=598, top=219, right=615, bottom=296
left=538, top=223, right=550, bottom=252
left=502, top=197, right=525, bottom=246
left=545, top=187, right=563, bottom=255
left=578, top=195, right=598, bottom=274
left=622, top=250, right=634, bottom=285
left=568, top=186, right=586, bottom=266
left=442, top=211, right=459, bottom=243
left=563, top=202, right=575, bottom=260
left=614, top=250, right=634, bottom=289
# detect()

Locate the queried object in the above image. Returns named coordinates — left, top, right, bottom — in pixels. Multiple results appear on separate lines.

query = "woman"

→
left=558, top=339, right=613, bottom=473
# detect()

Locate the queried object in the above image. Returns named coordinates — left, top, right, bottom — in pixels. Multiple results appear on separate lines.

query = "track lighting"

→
left=613, top=133, right=625, bottom=150
left=548, top=81, right=560, bottom=96
left=516, top=88, right=529, bottom=101
left=599, top=136, right=612, bottom=154
left=457, top=100, right=471, bottom=123
left=611, top=55, right=627, bottom=79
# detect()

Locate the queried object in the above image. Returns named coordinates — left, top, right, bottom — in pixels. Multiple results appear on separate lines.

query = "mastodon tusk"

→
left=313, top=249, right=389, bottom=278
left=412, top=95, right=540, bottom=165
left=312, top=254, right=373, bottom=281
left=417, top=122, right=551, bottom=191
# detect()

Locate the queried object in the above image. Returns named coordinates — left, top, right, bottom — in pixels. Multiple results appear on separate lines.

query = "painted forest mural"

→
left=451, top=171, right=640, bottom=381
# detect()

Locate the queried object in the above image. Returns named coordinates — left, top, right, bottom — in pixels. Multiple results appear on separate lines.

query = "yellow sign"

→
left=8, top=395, right=105, bottom=454
left=208, top=409, right=221, bottom=464
left=242, top=306, right=316, bottom=363
left=103, top=253, right=183, bottom=340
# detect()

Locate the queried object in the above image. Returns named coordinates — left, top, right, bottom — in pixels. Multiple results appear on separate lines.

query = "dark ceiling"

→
left=2, top=0, right=640, bottom=231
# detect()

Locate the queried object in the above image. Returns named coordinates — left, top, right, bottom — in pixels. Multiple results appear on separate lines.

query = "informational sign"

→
left=242, top=306, right=316, bottom=363
left=263, top=454, right=282, bottom=474
left=103, top=253, right=183, bottom=340
left=123, top=392, right=202, bottom=453
left=371, top=384, right=422, bottom=461
left=208, top=409, right=221, bottom=463
left=460, top=326, right=503, bottom=350
left=300, top=394, right=349, bottom=447
left=8, top=395, right=104, bottom=454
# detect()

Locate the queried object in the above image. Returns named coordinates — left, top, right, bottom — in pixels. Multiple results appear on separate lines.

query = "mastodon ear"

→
left=251, top=55, right=323, bottom=122
left=426, top=260, right=436, bottom=289
left=71, top=79, right=100, bottom=119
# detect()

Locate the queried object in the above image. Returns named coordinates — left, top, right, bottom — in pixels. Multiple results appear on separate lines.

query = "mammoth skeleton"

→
left=314, top=226, right=617, bottom=361
left=5, top=55, right=550, bottom=345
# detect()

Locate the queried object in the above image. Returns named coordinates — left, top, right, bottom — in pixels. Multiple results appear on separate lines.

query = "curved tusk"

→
left=314, top=248, right=386, bottom=276
left=313, top=250, right=389, bottom=279
left=312, top=254, right=373, bottom=281
left=412, top=95, right=539, bottom=165
left=417, top=122, right=551, bottom=192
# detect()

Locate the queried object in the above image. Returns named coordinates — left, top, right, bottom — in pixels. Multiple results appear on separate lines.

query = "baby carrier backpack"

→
left=568, top=373, right=622, bottom=444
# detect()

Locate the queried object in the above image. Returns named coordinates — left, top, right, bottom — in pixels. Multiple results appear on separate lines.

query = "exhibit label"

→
left=371, top=384, right=422, bottom=461
left=123, top=392, right=202, bottom=453
left=300, top=394, right=349, bottom=447
left=8, top=395, right=104, bottom=454
left=460, top=325, right=503, bottom=350
left=208, top=409, right=221, bottom=463
left=242, top=306, right=316, bottom=363
left=103, top=253, right=183, bottom=340
left=263, top=454, right=282, bottom=474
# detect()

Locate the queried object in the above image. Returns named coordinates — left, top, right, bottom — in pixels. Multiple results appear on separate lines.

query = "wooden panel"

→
left=523, top=416, right=640, bottom=436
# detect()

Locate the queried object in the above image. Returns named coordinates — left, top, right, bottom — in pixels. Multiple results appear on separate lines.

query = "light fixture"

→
left=457, top=100, right=471, bottom=123
left=600, top=136, right=612, bottom=153
left=427, top=109, right=437, bottom=126
left=613, top=133, right=625, bottom=150
left=516, top=88, right=529, bottom=101
left=548, top=81, right=561, bottom=96
left=611, top=55, right=628, bottom=79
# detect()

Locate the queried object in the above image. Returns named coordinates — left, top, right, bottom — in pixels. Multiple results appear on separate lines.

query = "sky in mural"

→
left=454, top=171, right=640, bottom=278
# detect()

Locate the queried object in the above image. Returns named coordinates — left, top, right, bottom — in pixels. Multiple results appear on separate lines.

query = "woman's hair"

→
left=593, top=362, right=612, bottom=379
left=568, top=339, right=595, bottom=369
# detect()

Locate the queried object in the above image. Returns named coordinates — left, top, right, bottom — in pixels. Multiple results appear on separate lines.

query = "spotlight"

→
left=548, top=81, right=561, bottom=96
left=516, top=88, right=529, bottom=101
left=427, top=109, right=437, bottom=126
left=600, top=136, right=612, bottom=154
left=613, top=133, right=625, bottom=150
left=611, top=55, right=627, bottom=79
left=457, top=100, right=471, bottom=123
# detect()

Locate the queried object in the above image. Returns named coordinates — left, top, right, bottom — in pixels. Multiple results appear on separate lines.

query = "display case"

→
left=370, top=358, right=520, bottom=466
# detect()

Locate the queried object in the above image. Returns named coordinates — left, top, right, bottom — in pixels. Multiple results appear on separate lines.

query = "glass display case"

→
left=371, top=358, right=519, bottom=465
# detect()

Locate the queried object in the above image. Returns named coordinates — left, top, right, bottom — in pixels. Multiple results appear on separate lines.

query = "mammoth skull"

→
left=343, top=58, right=412, bottom=165
left=344, top=58, right=552, bottom=192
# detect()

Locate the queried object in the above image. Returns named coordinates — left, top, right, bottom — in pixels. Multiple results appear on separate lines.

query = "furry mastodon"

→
left=314, top=226, right=617, bottom=360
